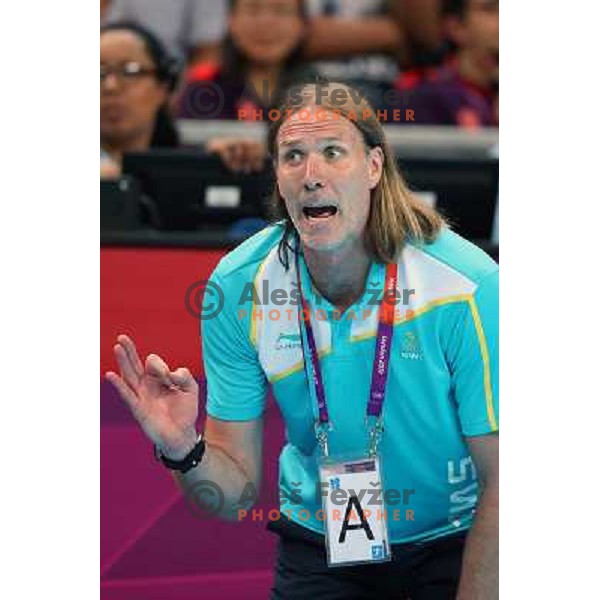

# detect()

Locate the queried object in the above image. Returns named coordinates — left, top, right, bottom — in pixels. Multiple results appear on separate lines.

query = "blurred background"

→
left=100, top=1, right=499, bottom=598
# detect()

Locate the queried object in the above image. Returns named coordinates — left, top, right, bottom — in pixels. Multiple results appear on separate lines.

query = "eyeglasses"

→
left=100, top=61, right=158, bottom=84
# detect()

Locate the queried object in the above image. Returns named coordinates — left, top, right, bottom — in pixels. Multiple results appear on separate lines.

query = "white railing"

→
left=177, top=120, right=499, bottom=157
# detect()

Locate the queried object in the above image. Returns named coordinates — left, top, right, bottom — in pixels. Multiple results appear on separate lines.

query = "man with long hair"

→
left=107, top=81, right=499, bottom=599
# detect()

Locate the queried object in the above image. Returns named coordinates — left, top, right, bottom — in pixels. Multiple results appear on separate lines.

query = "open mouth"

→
left=302, top=206, right=338, bottom=220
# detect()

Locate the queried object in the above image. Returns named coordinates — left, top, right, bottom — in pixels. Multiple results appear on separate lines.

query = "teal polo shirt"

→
left=202, top=224, right=499, bottom=543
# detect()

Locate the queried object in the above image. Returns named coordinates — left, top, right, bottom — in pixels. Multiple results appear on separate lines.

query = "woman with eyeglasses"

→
left=100, top=20, right=272, bottom=177
left=100, top=22, right=180, bottom=178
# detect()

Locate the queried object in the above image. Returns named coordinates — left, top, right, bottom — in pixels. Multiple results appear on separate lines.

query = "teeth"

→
left=303, top=206, right=337, bottom=219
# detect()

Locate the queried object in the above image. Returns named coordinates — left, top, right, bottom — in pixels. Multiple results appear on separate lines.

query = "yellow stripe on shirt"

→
left=250, top=257, right=270, bottom=347
left=468, top=296, right=498, bottom=432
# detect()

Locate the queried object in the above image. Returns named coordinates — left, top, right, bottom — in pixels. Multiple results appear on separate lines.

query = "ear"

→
left=366, top=146, right=384, bottom=190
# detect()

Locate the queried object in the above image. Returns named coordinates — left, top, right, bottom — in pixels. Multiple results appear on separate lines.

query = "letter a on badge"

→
left=339, top=496, right=375, bottom=543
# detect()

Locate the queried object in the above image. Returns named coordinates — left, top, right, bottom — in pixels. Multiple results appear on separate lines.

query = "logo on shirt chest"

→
left=275, top=332, right=302, bottom=350
left=400, top=331, right=423, bottom=361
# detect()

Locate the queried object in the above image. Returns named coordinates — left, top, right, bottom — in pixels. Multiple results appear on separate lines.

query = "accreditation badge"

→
left=318, top=454, right=392, bottom=567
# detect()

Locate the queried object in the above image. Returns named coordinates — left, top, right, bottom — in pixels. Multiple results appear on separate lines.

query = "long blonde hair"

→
left=267, top=81, right=444, bottom=266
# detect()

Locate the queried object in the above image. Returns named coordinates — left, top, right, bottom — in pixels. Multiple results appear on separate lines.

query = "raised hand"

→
left=105, top=334, right=199, bottom=459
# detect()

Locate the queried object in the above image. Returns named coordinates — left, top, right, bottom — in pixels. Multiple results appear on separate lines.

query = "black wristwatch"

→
left=154, top=434, right=206, bottom=474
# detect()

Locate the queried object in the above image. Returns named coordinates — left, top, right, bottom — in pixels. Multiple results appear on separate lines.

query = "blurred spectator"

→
left=302, top=0, right=404, bottom=110
left=100, top=21, right=268, bottom=177
left=177, top=0, right=310, bottom=121
left=393, top=0, right=499, bottom=127
left=101, top=0, right=110, bottom=20
left=102, top=0, right=227, bottom=65
left=100, top=22, right=180, bottom=177
left=388, top=1, right=444, bottom=64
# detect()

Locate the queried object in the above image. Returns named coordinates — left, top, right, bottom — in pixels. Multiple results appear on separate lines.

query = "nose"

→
left=302, top=153, right=325, bottom=193
left=304, top=180, right=324, bottom=193
left=101, top=72, right=121, bottom=93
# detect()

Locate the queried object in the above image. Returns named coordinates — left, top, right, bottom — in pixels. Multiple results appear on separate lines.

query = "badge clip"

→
left=365, top=415, right=385, bottom=457
left=315, top=420, right=333, bottom=458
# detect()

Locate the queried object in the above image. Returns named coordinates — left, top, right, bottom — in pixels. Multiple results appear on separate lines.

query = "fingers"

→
left=170, top=367, right=195, bottom=391
left=204, top=137, right=224, bottom=154
left=234, top=142, right=266, bottom=173
left=145, top=353, right=175, bottom=388
left=114, top=343, right=141, bottom=392
left=230, top=143, right=245, bottom=172
left=207, top=138, right=266, bottom=173
left=117, top=334, right=144, bottom=377
left=206, top=138, right=236, bottom=171
left=220, top=142, right=244, bottom=172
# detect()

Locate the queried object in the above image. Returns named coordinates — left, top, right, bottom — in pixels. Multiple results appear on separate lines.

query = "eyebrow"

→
left=278, top=136, right=348, bottom=148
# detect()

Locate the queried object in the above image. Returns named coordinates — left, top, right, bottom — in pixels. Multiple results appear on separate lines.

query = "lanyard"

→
left=295, top=252, right=398, bottom=457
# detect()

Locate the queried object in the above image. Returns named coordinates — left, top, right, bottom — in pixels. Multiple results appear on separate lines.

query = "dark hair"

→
left=100, top=21, right=180, bottom=147
left=221, top=0, right=309, bottom=106
left=442, top=0, right=468, bottom=18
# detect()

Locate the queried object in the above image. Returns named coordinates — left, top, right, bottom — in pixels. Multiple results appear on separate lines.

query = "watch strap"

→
left=155, top=434, right=205, bottom=474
